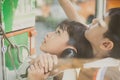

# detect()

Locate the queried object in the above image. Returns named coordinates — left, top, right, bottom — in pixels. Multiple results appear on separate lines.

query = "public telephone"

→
left=0, top=0, right=36, bottom=80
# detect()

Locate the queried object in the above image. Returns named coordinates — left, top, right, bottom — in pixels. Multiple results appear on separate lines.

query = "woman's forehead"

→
left=57, top=25, right=68, bottom=31
left=56, top=27, right=66, bottom=32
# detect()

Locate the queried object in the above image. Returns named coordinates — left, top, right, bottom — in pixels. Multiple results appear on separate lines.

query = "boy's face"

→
left=40, top=27, right=70, bottom=56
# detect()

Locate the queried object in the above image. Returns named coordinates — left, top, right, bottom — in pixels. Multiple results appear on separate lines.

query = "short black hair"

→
left=57, top=20, right=93, bottom=58
left=104, top=8, right=120, bottom=58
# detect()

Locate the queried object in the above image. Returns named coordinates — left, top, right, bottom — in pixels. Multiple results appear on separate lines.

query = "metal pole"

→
left=0, top=19, right=7, bottom=80
left=0, top=0, right=7, bottom=79
left=0, top=29, right=4, bottom=80
left=95, top=0, right=106, bottom=19
left=0, top=24, right=6, bottom=80
left=0, top=0, right=3, bottom=79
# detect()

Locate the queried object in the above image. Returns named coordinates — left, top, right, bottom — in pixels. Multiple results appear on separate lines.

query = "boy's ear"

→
left=100, top=39, right=114, bottom=51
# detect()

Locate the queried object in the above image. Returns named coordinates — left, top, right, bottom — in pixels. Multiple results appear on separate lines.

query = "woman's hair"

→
left=57, top=20, right=93, bottom=58
left=104, top=8, right=120, bottom=58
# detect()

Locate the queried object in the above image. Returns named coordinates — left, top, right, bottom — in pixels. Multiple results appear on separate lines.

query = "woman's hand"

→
left=28, top=64, right=45, bottom=80
left=34, top=53, right=58, bottom=73
left=29, top=53, right=58, bottom=79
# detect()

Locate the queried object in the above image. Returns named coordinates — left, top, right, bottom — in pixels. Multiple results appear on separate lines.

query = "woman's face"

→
left=40, top=27, right=70, bottom=56
left=85, top=18, right=109, bottom=48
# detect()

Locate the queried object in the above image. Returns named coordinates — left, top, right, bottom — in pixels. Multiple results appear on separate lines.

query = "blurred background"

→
left=0, top=0, right=120, bottom=79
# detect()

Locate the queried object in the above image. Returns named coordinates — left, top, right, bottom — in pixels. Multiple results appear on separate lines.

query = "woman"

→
left=28, top=20, right=93, bottom=80
left=40, top=20, right=93, bottom=58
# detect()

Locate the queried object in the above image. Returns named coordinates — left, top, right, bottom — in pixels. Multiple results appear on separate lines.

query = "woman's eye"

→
left=55, top=30, right=60, bottom=35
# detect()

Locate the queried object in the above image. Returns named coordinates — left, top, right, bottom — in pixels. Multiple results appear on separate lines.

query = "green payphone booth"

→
left=0, top=0, right=36, bottom=79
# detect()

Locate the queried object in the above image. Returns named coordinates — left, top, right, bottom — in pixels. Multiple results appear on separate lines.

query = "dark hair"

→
left=104, top=8, right=120, bottom=58
left=57, top=20, right=93, bottom=58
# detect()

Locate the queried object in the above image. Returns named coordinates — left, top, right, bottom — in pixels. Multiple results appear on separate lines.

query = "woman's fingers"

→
left=37, top=54, right=45, bottom=67
left=47, top=54, right=54, bottom=71
left=30, top=65, right=35, bottom=71
left=43, top=54, right=49, bottom=73
left=52, top=55, right=58, bottom=65
left=31, top=53, right=58, bottom=73
left=28, top=65, right=45, bottom=80
left=45, top=54, right=58, bottom=72
left=42, top=53, right=56, bottom=73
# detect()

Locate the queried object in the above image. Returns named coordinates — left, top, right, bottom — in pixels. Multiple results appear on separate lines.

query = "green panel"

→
left=2, top=0, right=35, bottom=70
left=2, top=0, right=18, bottom=32
left=5, top=32, right=29, bottom=70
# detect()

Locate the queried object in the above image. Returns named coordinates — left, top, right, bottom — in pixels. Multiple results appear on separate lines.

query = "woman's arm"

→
left=58, top=0, right=86, bottom=24
left=50, top=58, right=98, bottom=76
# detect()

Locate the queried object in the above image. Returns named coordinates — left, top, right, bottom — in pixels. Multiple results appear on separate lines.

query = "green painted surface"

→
left=2, top=0, right=29, bottom=70
left=2, top=0, right=18, bottom=32
left=5, top=32, right=28, bottom=70
left=2, top=0, right=34, bottom=70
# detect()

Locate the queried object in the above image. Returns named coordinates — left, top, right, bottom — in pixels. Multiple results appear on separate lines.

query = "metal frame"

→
left=0, top=0, right=7, bottom=79
left=0, top=0, right=3, bottom=79
left=95, top=0, right=106, bottom=18
left=0, top=32, right=6, bottom=80
left=0, top=28, right=4, bottom=80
